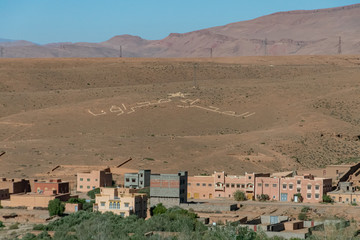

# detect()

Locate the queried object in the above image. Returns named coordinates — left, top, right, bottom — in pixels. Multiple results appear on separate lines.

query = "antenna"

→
left=338, top=36, right=342, bottom=54
left=120, top=45, right=122, bottom=58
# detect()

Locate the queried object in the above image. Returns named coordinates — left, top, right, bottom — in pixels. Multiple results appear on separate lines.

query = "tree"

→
left=87, top=188, right=100, bottom=199
left=151, top=203, right=167, bottom=216
left=48, top=198, right=65, bottom=216
left=233, top=190, right=246, bottom=201
left=323, top=194, right=333, bottom=203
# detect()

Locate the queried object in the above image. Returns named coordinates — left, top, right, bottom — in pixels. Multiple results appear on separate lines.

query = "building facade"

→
left=0, top=188, right=9, bottom=200
left=255, top=174, right=332, bottom=203
left=77, top=168, right=113, bottom=192
left=93, top=187, right=147, bottom=218
left=34, top=179, right=69, bottom=194
left=1, top=192, right=71, bottom=209
left=150, top=171, right=187, bottom=207
left=124, top=170, right=151, bottom=189
left=327, top=182, right=360, bottom=203
left=0, top=178, right=31, bottom=194
left=187, top=172, right=270, bottom=200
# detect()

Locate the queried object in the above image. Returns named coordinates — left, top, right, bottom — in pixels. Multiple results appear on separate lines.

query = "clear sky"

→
left=1, top=0, right=359, bottom=44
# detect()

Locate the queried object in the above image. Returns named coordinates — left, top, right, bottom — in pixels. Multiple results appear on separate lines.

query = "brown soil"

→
left=0, top=56, right=360, bottom=179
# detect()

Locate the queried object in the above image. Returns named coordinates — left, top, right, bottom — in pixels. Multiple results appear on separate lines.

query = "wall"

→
left=0, top=188, right=9, bottom=200
left=1, top=193, right=70, bottom=208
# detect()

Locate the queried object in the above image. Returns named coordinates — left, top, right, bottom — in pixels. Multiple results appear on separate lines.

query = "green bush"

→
left=87, top=188, right=100, bottom=199
left=9, top=222, right=19, bottom=229
left=298, top=212, right=308, bottom=221
left=233, top=190, right=246, bottom=201
left=48, top=198, right=65, bottom=216
left=257, top=194, right=270, bottom=201
left=301, top=206, right=310, bottom=213
left=323, top=194, right=333, bottom=203
left=0, top=220, right=4, bottom=228
left=151, top=203, right=167, bottom=216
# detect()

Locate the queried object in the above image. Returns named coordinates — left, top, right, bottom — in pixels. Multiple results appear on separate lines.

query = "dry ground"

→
left=0, top=56, right=360, bottom=179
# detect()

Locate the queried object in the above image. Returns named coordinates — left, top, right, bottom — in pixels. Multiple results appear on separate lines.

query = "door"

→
left=75, top=205, right=78, bottom=212
left=209, top=193, right=212, bottom=199
left=187, top=193, right=191, bottom=199
left=281, top=193, right=288, bottom=202
left=194, top=193, right=199, bottom=199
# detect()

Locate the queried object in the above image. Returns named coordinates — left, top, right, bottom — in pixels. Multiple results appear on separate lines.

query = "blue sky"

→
left=1, top=0, right=359, bottom=44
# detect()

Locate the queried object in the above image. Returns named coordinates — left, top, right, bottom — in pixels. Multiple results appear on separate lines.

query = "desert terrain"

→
left=0, top=56, right=360, bottom=179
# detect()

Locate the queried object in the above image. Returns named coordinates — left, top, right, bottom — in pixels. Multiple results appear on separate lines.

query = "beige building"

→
left=0, top=188, right=9, bottom=200
left=1, top=192, right=71, bottom=209
left=77, top=168, right=112, bottom=192
left=328, top=182, right=360, bottom=204
left=0, top=178, right=31, bottom=194
left=93, top=187, right=147, bottom=218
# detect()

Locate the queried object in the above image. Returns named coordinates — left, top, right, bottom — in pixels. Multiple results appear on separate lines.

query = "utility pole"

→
left=193, top=64, right=198, bottom=89
left=210, top=48, right=213, bottom=58
left=264, top=38, right=268, bottom=56
left=338, top=36, right=342, bottom=55
left=0, top=47, right=3, bottom=57
left=119, top=45, right=122, bottom=58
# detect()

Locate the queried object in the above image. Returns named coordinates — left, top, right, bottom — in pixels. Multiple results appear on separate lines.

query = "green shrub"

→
left=0, top=221, right=4, bottom=228
left=151, top=203, right=167, bottom=216
left=301, top=206, right=310, bottom=213
left=87, top=188, right=100, bottom=199
left=323, top=194, right=333, bottom=203
left=256, top=194, right=270, bottom=201
left=48, top=198, right=65, bottom=216
left=9, top=222, right=19, bottom=229
left=298, top=212, right=308, bottom=221
left=33, top=224, right=45, bottom=231
left=233, top=190, right=246, bottom=201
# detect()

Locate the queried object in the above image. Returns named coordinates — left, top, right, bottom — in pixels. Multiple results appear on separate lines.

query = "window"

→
left=202, top=183, right=206, bottom=186
left=117, top=202, right=120, bottom=209
left=315, top=194, right=320, bottom=199
left=241, top=184, right=245, bottom=188
left=218, top=175, right=221, bottom=178
left=188, top=183, right=191, bottom=186
left=307, top=185, right=312, bottom=190
left=258, top=183, right=262, bottom=187
left=87, top=178, right=90, bottom=182
left=248, top=176, right=252, bottom=180
left=132, top=178, right=136, bottom=183
left=100, top=202, right=105, bottom=207
left=80, top=185, right=83, bottom=189
left=353, top=199, right=356, bottom=202
left=297, top=180, right=301, bottom=185
left=272, top=184, right=277, bottom=187
left=120, top=212, right=125, bottom=217
left=315, top=185, right=320, bottom=190
left=282, top=184, right=287, bottom=189
left=92, top=186, right=95, bottom=189
left=140, top=181, right=143, bottom=185
left=208, top=184, right=212, bottom=187
left=87, top=186, right=90, bottom=189
left=236, top=184, right=240, bottom=188
left=95, top=179, right=98, bottom=182
left=196, top=183, right=200, bottom=186
left=140, top=173, right=143, bottom=177
left=297, top=188, right=301, bottom=193
left=126, top=178, right=129, bottom=182
left=124, top=203, right=129, bottom=207
left=273, top=196, right=275, bottom=199
left=80, top=178, right=83, bottom=181
left=231, top=184, right=235, bottom=188
left=226, top=184, right=230, bottom=188
left=109, top=202, right=113, bottom=209
left=289, top=184, right=293, bottom=190
left=307, top=193, right=311, bottom=199
left=265, top=184, right=269, bottom=187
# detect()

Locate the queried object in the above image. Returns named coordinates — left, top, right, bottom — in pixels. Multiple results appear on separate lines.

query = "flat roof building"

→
left=150, top=171, right=187, bottom=207
left=0, top=178, right=31, bottom=194
left=77, top=168, right=112, bottom=192
left=34, top=179, right=69, bottom=195
left=124, top=170, right=151, bottom=189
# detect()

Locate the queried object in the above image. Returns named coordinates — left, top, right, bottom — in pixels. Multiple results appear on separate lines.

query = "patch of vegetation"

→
left=9, top=222, right=19, bottom=229
left=233, top=190, right=246, bottom=201
left=143, top=157, right=154, bottom=161
left=301, top=206, right=310, bottom=213
left=87, top=188, right=100, bottom=199
left=0, top=221, right=4, bottom=228
left=137, top=187, right=150, bottom=197
left=48, top=199, right=65, bottom=216
left=256, top=194, right=270, bottom=202
left=298, top=212, right=308, bottom=221
left=322, top=194, right=333, bottom=203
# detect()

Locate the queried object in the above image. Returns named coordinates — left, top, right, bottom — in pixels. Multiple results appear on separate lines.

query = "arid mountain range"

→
left=1, top=4, right=360, bottom=58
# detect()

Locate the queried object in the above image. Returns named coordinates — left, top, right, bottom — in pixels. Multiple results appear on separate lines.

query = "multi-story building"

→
left=150, top=171, right=187, bottom=207
left=93, top=187, right=147, bottom=218
left=255, top=174, right=332, bottom=203
left=187, top=171, right=270, bottom=200
left=0, top=178, right=31, bottom=194
left=77, top=168, right=113, bottom=192
left=124, top=170, right=151, bottom=189
left=327, top=182, right=360, bottom=204
left=34, top=179, right=69, bottom=194
left=0, top=188, right=9, bottom=200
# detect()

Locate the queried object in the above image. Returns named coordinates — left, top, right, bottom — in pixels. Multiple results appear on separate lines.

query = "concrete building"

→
left=0, top=178, right=31, bottom=194
left=34, top=179, right=69, bottom=194
left=187, top=172, right=270, bottom=200
left=77, top=168, right=113, bottom=192
left=0, top=188, right=9, bottom=200
left=327, top=182, right=360, bottom=203
left=124, top=170, right=151, bottom=189
left=255, top=174, right=332, bottom=203
left=93, top=187, right=147, bottom=218
left=150, top=171, right=187, bottom=207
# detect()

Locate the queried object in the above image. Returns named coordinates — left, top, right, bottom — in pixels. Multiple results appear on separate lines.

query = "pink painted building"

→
left=255, top=174, right=332, bottom=203
left=188, top=171, right=270, bottom=200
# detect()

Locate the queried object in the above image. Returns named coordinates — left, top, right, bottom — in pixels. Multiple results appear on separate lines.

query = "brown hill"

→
left=1, top=4, right=360, bottom=57
left=1, top=55, right=360, bottom=179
